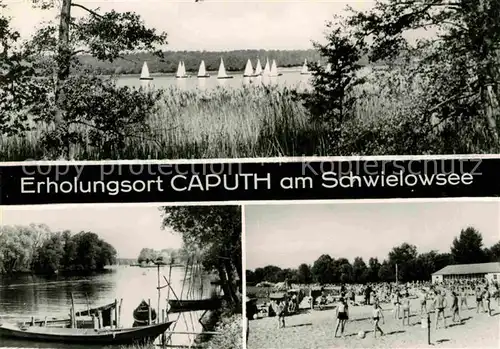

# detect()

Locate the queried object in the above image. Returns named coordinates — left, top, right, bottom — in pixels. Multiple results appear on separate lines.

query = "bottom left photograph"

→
left=0, top=204, right=243, bottom=349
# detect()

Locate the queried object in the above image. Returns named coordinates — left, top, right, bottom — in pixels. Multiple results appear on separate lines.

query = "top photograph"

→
left=1, top=0, right=498, bottom=161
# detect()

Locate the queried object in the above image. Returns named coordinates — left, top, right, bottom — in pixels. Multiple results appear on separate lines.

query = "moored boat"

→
left=133, top=300, right=157, bottom=325
left=217, top=58, right=234, bottom=79
left=270, top=59, right=282, bottom=77
left=0, top=321, right=174, bottom=345
left=167, top=298, right=222, bottom=313
left=254, top=58, right=263, bottom=76
left=262, top=58, right=271, bottom=77
left=176, top=61, right=188, bottom=78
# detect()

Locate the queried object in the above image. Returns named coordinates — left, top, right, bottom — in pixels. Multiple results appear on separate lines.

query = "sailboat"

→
left=263, top=58, right=271, bottom=77
left=270, top=59, right=282, bottom=77
left=254, top=59, right=263, bottom=77
left=243, top=59, right=254, bottom=77
left=217, top=58, right=233, bottom=79
left=176, top=61, right=188, bottom=78
left=139, top=62, right=153, bottom=80
left=197, top=60, right=210, bottom=78
left=300, top=59, right=310, bottom=75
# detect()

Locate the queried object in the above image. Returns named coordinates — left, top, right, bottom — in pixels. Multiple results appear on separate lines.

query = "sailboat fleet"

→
left=138, top=57, right=325, bottom=85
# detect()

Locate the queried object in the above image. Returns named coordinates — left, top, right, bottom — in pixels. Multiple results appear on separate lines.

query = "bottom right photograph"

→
left=245, top=200, right=500, bottom=349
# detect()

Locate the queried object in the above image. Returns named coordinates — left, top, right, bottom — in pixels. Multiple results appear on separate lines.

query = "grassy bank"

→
left=1, top=72, right=491, bottom=160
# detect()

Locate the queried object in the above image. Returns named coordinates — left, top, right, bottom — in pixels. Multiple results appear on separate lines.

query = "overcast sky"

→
left=4, top=0, right=376, bottom=51
left=0, top=205, right=183, bottom=258
left=245, top=201, right=500, bottom=270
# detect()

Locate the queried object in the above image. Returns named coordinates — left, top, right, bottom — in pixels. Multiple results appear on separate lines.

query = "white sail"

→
left=270, top=59, right=278, bottom=77
left=198, top=60, right=208, bottom=77
left=217, top=58, right=229, bottom=78
left=243, top=59, right=254, bottom=77
left=140, top=62, right=152, bottom=80
left=263, top=58, right=271, bottom=77
left=254, top=59, right=263, bottom=76
left=176, top=61, right=184, bottom=78
left=180, top=61, right=187, bottom=77
left=301, top=59, right=309, bottom=75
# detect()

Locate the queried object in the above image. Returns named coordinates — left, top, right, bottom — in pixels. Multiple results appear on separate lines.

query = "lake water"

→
left=116, top=68, right=313, bottom=90
left=0, top=266, right=216, bottom=348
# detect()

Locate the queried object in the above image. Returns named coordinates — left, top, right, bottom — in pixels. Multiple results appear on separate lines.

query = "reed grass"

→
left=0, top=73, right=478, bottom=160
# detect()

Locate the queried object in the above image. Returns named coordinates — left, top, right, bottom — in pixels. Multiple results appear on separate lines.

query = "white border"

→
left=1, top=153, right=500, bottom=166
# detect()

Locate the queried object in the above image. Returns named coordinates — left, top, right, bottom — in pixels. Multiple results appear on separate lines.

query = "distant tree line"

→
left=77, top=49, right=341, bottom=75
left=0, top=224, right=117, bottom=274
left=247, top=227, right=500, bottom=286
left=137, top=247, right=185, bottom=265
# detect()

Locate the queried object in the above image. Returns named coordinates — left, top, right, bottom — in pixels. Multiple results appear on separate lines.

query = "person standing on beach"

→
left=460, top=287, right=468, bottom=310
left=401, top=295, right=411, bottom=326
left=483, top=288, right=492, bottom=316
left=420, top=289, right=428, bottom=314
left=372, top=302, right=385, bottom=338
left=277, top=299, right=287, bottom=328
left=451, top=291, right=461, bottom=323
left=334, top=297, right=349, bottom=338
left=434, top=290, right=447, bottom=330
left=392, top=291, right=401, bottom=319
left=475, top=287, right=484, bottom=313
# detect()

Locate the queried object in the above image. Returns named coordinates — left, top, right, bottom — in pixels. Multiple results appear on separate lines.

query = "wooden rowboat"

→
left=0, top=321, right=174, bottom=345
left=168, top=298, right=222, bottom=313
left=133, top=300, right=157, bottom=325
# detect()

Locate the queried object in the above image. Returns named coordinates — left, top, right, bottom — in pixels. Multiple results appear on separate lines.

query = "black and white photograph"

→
left=0, top=205, right=242, bottom=349
left=2, top=0, right=499, bottom=160
left=245, top=201, right=500, bottom=348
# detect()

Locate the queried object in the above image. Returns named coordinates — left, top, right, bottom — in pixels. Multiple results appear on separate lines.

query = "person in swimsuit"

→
left=392, top=291, right=401, bottom=319
left=475, top=287, right=484, bottom=313
left=451, top=291, right=461, bottom=323
left=334, top=298, right=349, bottom=338
left=460, top=287, right=468, bottom=310
left=434, top=290, right=447, bottom=329
left=420, top=289, right=428, bottom=314
left=401, top=295, right=411, bottom=326
left=277, top=299, right=287, bottom=328
left=372, top=302, right=385, bottom=338
left=483, top=288, right=492, bottom=316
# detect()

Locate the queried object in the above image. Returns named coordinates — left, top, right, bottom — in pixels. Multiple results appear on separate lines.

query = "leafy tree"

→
left=451, top=227, right=487, bottom=264
left=352, top=257, right=368, bottom=283
left=378, top=260, right=394, bottom=282
left=485, top=241, right=500, bottom=262
left=160, top=206, right=241, bottom=310
left=388, top=243, right=418, bottom=282
left=311, top=254, right=335, bottom=284
left=308, top=0, right=500, bottom=154
left=368, top=257, right=381, bottom=283
left=297, top=263, right=313, bottom=284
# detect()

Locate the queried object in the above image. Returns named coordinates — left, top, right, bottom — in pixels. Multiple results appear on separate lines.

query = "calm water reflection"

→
left=0, top=266, right=214, bottom=347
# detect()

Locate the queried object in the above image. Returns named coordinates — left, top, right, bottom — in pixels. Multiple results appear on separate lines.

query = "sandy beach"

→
left=248, top=296, right=500, bottom=348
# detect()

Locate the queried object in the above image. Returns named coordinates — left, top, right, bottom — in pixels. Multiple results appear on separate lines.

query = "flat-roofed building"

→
left=431, top=262, right=500, bottom=283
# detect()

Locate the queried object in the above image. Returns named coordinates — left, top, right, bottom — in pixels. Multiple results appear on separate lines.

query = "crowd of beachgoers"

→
left=247, top=278, right=500, bottom=348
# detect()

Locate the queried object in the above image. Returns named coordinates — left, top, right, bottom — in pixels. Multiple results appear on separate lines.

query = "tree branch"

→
left=70, top=3, right=104, bottom=19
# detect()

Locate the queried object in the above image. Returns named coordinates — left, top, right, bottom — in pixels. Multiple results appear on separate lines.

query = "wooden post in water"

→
left=157, top=262, right=161, bottom=324
left=114, top=299, right=119, bottom=328
left=98, top=310, right=102, bottom=329
left=148, top=298, right=152, bottom=325
left=118, top=298, right=123, bottom=328
left=31, top=316, right=34, bottom=326
left=70, top=293, right=76, bottom=328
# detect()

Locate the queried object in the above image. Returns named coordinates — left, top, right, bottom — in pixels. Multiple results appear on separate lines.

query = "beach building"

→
left=431, top=262, right=500, bottom=283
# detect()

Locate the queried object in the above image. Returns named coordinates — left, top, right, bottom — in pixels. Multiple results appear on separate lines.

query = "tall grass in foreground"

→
left=1, top=73, right=491, bottom=160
